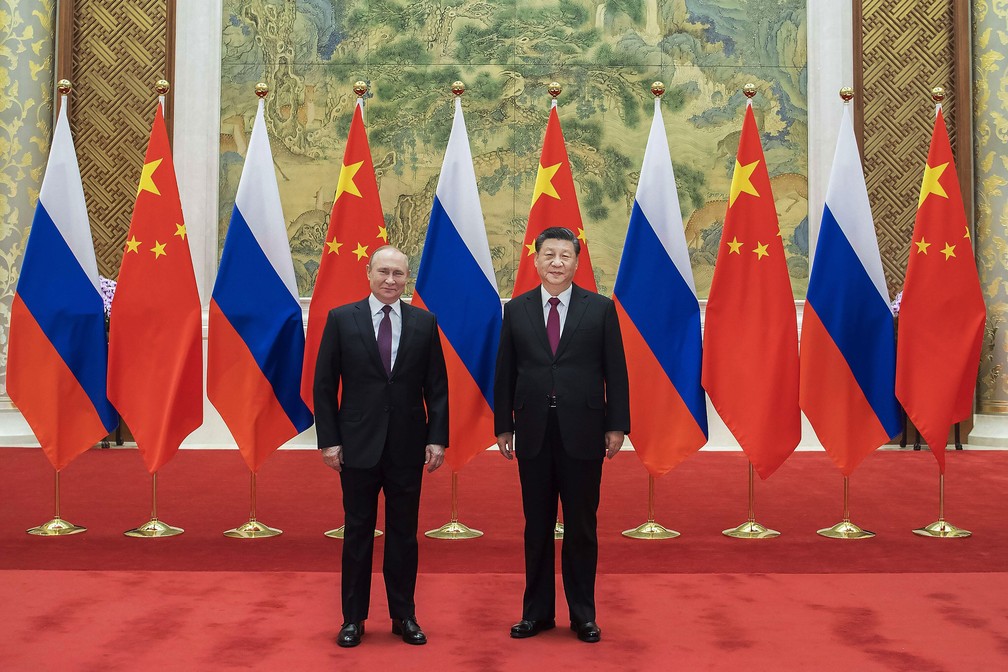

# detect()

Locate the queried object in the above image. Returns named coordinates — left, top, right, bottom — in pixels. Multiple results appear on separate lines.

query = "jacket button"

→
left=383, top=406, right=390, bottom=412
left=552, top=364, right=558, bottom=370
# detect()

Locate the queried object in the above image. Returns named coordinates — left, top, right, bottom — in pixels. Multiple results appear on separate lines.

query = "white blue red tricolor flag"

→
left=6, top=93, right=117, bottom=470
left=613, top=96, right=707, bottom=476
left=208, top=96, right=313, bottom=472
left=800, top=103, right=901, bottom=476
left=413, top=95, right=501, bottom=472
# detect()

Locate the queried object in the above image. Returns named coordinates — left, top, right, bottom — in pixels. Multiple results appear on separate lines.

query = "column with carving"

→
left=0, top=1, right=56, bottom=397
left=970, top=0, right=1008, bottom=444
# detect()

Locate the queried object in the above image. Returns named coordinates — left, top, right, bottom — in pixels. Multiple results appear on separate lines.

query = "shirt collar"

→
left=369, top=294, right=401, bottom=316
left=541, top=284, right=573, bottom=307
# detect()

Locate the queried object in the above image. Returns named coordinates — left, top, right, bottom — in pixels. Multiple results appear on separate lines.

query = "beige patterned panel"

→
left=0, top=0, right=56, bottom=388
left=861, top=0, right=957, bottom=297
left=973, top=0, right=1008, bottom=412
left=70, top=0, right=168, bottom=279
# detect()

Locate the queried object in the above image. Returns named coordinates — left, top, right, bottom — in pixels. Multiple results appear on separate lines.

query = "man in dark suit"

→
left=495, top=226, right=630, bottom=643
left=315, top=245, right=448, bottom=648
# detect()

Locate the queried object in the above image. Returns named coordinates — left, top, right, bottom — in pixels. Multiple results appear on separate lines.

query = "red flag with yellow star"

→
left=896, top=107, right=985, bottom=472
left=512, top=104, right=597, bottom=295
left=701, top=102, right=800, bottom=479
left=301, top=99, right=389, bottom=410
left=107, top=102, right=203, bottom=474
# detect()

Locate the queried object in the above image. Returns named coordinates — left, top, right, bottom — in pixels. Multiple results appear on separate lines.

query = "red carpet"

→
left=1, top=447, right=1007, bottom=670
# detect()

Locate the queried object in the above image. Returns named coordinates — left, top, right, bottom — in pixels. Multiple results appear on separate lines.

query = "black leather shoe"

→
left=392, top=616, right=427, bottom=645
left=337, top=622, right=364, bottom=648
left=510, top=618, right=556, bottom=638
left=570, top=621, right=601, bottom=643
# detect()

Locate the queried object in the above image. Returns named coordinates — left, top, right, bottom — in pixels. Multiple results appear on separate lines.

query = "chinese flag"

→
left=896, top=107, right=985, bottom=472
left=301, top=99, right=389, bottom=410
left=107, top=103, right=203, bottom=474
left=512, top=104, right=597, bottom=296
left=701, top=102, right=800, bottom=479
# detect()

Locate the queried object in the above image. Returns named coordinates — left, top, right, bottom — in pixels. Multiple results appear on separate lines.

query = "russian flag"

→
left=6, top=94, right=117, bottom=470
left=208, top=95, right=313, bottom=472
left=613, top=96, right=707, bottom=476
left=800, top=103, right=901, bottom=476
left=413, top=95, right=501, bottom=472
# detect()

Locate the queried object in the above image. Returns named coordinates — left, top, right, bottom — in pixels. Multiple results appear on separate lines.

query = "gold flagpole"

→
left=817, top=475, right=874, bottom=539
left=723, top=463, right=779, bottom=538
left=225, top=470, right=282, bottom=538
left=125, top=472, right=184, bottom=537
left=323, top=79, right=379, bottom=542
left=426, top=471, right=483, bottom=539
left=27, top=469, right=86, bottom=536
left=623, top=474, right=678, bottom=539
left=913, top=472, right=971, bottom=538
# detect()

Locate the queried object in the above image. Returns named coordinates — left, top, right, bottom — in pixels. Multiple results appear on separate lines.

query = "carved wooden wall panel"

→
left=855, top=0, right=969, bottom=297
left=58, top=0, right=175, bottom=279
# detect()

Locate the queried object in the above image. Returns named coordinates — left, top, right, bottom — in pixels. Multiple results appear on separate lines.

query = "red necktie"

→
left=547, top=297, right=561, bottom=355
left=378, top=304, right=393, bottom=376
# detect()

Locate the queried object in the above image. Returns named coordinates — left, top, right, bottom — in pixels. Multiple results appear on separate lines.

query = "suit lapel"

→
left=352, top=300, right=385, bottom=374
left=392, top=302, right=417, bottom=379
left=554, top=284, right=589, bottom=359
left=522, top=288, right=552, bottom=356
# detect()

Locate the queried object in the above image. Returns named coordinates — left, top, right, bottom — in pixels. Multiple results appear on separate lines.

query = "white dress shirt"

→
left=540, top=285, right=573, bottom=334
left=368, top=294, right=402, bottom=369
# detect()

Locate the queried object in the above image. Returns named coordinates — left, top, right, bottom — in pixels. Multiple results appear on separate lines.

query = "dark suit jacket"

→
left=494, top=284, right=630, bottom=459
left=314, top=298, right=449, bottom=469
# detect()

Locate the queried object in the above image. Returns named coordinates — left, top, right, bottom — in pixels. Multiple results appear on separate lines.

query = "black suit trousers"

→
left=339, top=442, right=423, bottom=623
left=517, top=409, right=603, bottom=624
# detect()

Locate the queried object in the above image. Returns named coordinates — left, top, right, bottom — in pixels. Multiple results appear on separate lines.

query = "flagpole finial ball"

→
left=651, top=81, right=665, bottom=97
left=57, top=79, right=72, bottom=95
left=931, top=86, right=945, bottom=102
left=742, top=83, right=756, bottom=99
left=839, top=87, right=854, bottom=102
left=452, top=81, right=465, bottom=96
left=155, top=80, right=170, bottom=95
left=255, top=82, right=269, bottom=98
left=548, top=82, right=562, bottom=98
left=353, top=81, right=368, bottom=97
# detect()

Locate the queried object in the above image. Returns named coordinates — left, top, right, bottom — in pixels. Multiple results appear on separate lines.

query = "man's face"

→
left=367, top=249, right=409, bottom=304
left=534, top=237, right=579, bottom=293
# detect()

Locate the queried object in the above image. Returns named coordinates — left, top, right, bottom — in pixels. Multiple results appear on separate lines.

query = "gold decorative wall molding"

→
left=853, top=0, right=973, bottom=297
left=56, top=0, right=176, bottom=279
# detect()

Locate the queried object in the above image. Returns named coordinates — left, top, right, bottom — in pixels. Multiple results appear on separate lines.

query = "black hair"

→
left=534, top=226, right=581, bottom=256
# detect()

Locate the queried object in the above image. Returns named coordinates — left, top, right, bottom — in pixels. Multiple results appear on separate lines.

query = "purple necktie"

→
left=378, top=304, right=393, bottom=376
left=547, top=297, right=561, bottom=355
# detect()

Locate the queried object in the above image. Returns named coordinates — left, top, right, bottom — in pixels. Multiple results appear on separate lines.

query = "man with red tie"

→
left=495, top=227, right=630, bottom=643
left=315, top=245, right=449, bottom=648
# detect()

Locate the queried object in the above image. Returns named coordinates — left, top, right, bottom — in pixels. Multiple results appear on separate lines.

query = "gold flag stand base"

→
left=554, top=519, right=564, bottom=540
left=224, top=519, right=282, bottom=539
left=324, top=525, right=383, bottom=539
left=125, top=473, right=183, bottom=537
left=426, top=473, right=483, bottom=539
left=913, top=519, right=971, bottom=538
left=622, top=475, right=679, bottom=539
left=425, top=520, right=483, bottom=540
left=817, top=520, right=874, bottom=539
left=722, top=520, right=780, bottom=539
left=817, top=477, right=873, bottom=539
left=124, top=518, right=184, bottom=538
left=913, top=474, right=971, bottom=538
left=27, top=516, right=86, bottom=536
left=224, top=473, right=282, bottom=538
left=623, top=521, right=679, bottom=540
left=723, top=464, right=779, bottom=538
left=28, top=471, right=85, bottom=535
